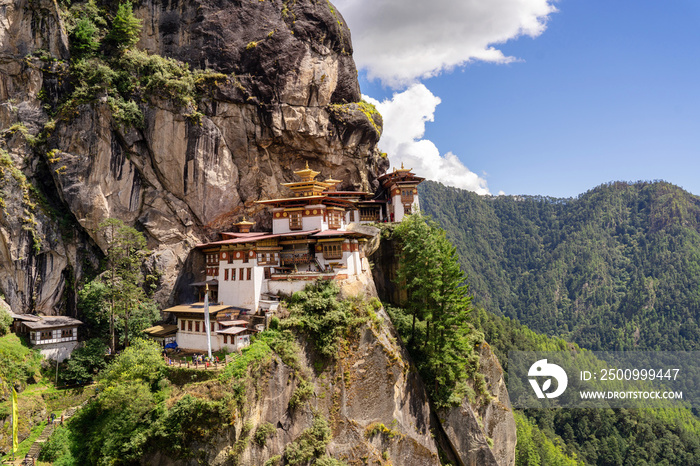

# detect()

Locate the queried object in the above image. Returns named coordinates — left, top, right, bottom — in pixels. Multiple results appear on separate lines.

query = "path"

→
left=19, top=404, right=84, bottom=466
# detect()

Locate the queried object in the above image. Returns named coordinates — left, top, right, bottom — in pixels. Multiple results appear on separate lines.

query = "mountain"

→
left=419, top=180, right=700, bottom=351
left=0, top=0, right=387, bottom=314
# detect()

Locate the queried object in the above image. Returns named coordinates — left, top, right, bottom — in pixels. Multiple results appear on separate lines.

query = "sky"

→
left=333, top=0, right=700, bottom=198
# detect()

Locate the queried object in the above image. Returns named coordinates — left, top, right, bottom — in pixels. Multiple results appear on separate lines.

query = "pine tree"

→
left=394, top=213, right=476, bottom=406
left=98, top=218, right=151, bottom=350
left=103, top=2, right=142, bottom=52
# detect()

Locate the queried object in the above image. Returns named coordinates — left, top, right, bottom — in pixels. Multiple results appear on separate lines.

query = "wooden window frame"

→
left=323, top=243, right=343, bottom=260
left=289, top=212, right=303, bottom=230
left=328, top=210, right=342, bottom=229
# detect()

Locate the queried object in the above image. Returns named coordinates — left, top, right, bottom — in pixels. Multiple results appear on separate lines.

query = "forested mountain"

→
left=419, top=180, right=700, bottom=351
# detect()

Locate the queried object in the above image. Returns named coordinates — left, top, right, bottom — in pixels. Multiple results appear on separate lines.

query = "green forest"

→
left=414, top=181, right=700, bottom=464
left=419, top=180, right=700, bottom=351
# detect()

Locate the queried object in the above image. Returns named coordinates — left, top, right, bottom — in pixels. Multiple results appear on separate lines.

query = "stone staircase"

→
left=21, top=404, right=83, bottom=465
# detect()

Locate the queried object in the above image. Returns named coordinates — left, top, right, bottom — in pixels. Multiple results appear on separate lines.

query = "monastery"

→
left=158, top=163, right=424, bottom=352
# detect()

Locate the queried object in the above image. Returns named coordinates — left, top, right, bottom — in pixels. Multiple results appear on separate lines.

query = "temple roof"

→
left=196, top=229, right=322, bottom=248
left=293, top=162, right=321, bottom=181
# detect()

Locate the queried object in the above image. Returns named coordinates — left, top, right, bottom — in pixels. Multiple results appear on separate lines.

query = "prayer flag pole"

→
left=204, top=283, right=213, bottom=360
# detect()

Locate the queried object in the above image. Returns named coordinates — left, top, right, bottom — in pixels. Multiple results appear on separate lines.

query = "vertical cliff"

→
left=0, top=0, right=388, bottom=312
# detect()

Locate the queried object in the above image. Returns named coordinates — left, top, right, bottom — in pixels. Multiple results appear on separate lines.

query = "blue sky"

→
left=336, top=0, right=700, bottom=198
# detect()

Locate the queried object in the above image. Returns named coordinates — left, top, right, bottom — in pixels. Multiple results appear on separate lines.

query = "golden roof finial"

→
left=305, top=161, right=309, bottom=170
left=401, top=162, right=404, bottom=169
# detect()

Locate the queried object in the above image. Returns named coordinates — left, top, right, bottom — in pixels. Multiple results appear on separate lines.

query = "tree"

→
left=70, top=17, right=100, bottom=58
left=61, top=339, right=109, bottom=385
left=393, top=213, right=477, bottom=406
left=98, top=218, right=153, bottom=351
left=103, top=2, right=142, bottom=53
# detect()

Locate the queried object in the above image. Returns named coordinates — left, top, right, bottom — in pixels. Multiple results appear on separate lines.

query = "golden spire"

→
left=293, top=162, right=321, bottom=182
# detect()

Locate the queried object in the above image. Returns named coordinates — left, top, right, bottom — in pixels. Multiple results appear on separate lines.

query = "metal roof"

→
left=22, top=316, right=83, bottom=330
left=162, top=303, right=235, bottom=314
left=216, top=326, right=248, bottom=335
left=143, top=324, right=178, bottom=337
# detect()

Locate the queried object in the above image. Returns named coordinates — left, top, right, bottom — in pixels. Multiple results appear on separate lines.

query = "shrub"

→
left=39, top=425, right=72, bottom=462
left=284, top=415, right=332, bottom=465
left=0, top=305, right=11, bottom=336
left=254, top=422, right=276, bottom=447
left=288, top=378, right=314, bottom=409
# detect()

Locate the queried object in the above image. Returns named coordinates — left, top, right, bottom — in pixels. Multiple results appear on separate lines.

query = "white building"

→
left=11, top=313, right=82, bottom=362
left=164, top=163, right=423, bottom=351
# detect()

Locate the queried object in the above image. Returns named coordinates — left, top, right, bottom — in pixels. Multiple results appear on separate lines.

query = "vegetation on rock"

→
left=388, top=215, right=483, bottom=408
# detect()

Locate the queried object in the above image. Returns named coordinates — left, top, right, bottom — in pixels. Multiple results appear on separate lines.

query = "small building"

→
left=163, top=303, right=256, bottom=352
left=143, top=324, right=178, bottom=346
left=11, top=313, right=82, bottom=362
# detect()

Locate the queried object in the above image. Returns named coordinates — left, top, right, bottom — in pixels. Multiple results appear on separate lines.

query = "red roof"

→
left=196, top=230, right=321, bottom=248
left=311, top=229, right=373, bottom=238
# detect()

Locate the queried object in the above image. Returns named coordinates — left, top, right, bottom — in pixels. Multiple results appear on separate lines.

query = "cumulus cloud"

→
left=365, top=84, right=490, bottom=194
left=334, top=0, right=557, bottom=86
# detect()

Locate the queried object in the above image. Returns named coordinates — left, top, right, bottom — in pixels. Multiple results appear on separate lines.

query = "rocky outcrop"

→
left=370, top=229, right=517, bottom=466
left=438, top=342, right=517, bottom=466
left=0, top=0, right=388, bottom=311
left=146, top=305, right=440, bottom=466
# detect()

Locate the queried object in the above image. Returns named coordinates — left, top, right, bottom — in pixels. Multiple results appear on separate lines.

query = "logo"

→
left=528, top=359, right=568, bottom=398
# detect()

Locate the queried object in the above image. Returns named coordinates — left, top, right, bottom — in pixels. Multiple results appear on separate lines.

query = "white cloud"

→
left=334, top=0, right=557, bottom=87
left=365, top=84, right=490, bottom=194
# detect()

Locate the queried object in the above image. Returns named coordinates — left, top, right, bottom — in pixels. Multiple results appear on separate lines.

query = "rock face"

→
left=146, top=305, right=440, bottom=466
left=370, top=233, right=517, bottom=466
left=0, top=0, right=388, bottom=311
left=438, top=343, right=517, bottom=466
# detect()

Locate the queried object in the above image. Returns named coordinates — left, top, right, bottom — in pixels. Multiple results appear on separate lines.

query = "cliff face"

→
left=369, top=233, right=517, bottom=466
left=0, top=0, right=387, bottom=312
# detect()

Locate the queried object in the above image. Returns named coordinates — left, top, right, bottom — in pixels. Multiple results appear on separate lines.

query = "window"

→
left=40, top=331, right=52, bottom=341
left=289, top=211, right=302, bottom=230
left=231, top=269, right=236, bottom=281
left=264, top=267, right=271, bottom=279
left=188, top=321, right=192, bottom=332
left=239, top=268, right=244, bottom=281
left=243, top=251, right=249, bottom=263
left=401, top=188, right=414, bottom=204
left=328, top=210, right=342, bottom=229
left=61, top=328, right=73, bottom=338
left=181, top=320, right=186, bottom=331
left=223, top=335, right=228, bottom=344
left=323, top=243, right=343, bottom=260
left=195, top=321, right=200, bottom=332
left=224, top=269, right=229, bottom=281
left=360, top=208, right=379, bottom=222
left=247, top=268, right=252, bottom=280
